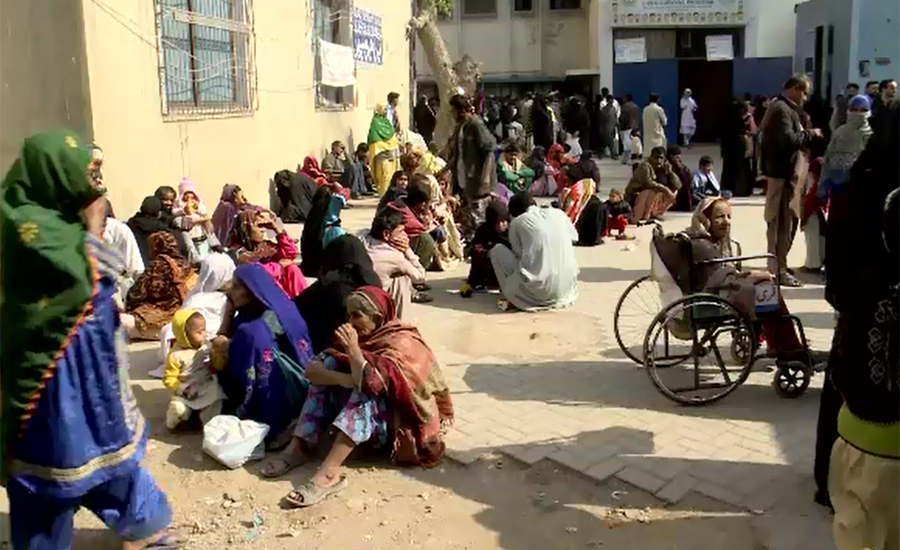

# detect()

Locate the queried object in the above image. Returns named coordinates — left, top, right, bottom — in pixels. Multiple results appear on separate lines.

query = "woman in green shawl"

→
left=1, top=131, right=176, bottom=549
left=368, top=102, right=401, bottom=196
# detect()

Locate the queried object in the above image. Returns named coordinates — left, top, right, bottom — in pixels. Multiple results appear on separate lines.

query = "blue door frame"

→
left=613, top=59, right=680, bottom=145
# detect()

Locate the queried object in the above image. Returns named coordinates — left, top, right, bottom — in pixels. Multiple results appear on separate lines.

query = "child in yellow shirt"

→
left=164, top=309, right=224, bottom=430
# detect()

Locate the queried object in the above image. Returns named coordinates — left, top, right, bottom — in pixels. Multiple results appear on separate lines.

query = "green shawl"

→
left=1, top=131, right=99, bottom=476
left=368, top=112, right=396, bottom=145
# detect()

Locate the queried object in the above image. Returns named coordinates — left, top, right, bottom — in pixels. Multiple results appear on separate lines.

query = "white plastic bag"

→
left=202, top=415, right=270, bottom=470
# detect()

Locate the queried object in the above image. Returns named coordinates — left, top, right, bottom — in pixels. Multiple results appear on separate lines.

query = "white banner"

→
left=319, top=40, right=356, bottom=87
left=615, top=37, right=647, bottom=64
left=705, top=34, right=734, bottom=60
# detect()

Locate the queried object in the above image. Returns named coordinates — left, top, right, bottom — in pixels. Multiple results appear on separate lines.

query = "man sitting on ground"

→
left=691, top=155, right=721, bottom=204
left=322, top=141, right=349, bottom=185
left=490, top=191, right=579, bottom=311
left=624, top=146, right=681, bottom=223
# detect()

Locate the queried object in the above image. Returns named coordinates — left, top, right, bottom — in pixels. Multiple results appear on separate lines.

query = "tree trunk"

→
left=412, top=0, right=481, bottom=148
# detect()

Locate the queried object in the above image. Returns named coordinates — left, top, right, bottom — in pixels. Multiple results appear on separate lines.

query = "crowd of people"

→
left=0, top=76, right=896, bottom=549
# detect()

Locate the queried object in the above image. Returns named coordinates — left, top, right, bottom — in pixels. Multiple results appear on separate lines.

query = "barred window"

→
left=156, top=0, right=255, bottom=118
left=314, top=0, right=354, bottom=110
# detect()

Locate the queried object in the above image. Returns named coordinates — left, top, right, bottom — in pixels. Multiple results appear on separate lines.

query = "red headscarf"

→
left=301, top=156, right=330, bottom=186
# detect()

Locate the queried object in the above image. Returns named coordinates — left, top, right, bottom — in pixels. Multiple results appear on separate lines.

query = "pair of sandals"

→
left=261, top=454, right=348, bottom=508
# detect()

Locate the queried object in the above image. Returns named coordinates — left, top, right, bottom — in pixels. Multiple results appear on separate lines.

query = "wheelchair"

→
left=613, top=225, right=815, bottom=405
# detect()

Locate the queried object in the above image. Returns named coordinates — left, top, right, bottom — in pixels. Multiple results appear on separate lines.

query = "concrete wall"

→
left=794, top=0, right=898, bottom=99
left=744, top=0, right=805, bottom=59
left=853, top=0, right=900, bottom=83
left=0, top=0, right=93, bottom=172
left=415, top=0, right=591, bottom=80
left=80, top=0, right=411, bottom=217
left=794, top=0, right=855, bottom=94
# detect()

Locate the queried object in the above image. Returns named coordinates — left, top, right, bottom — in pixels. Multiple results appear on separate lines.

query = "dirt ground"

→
left=62, top=444, right=771, bottom=550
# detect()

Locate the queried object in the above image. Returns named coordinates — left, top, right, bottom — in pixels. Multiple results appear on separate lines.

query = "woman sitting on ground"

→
left=363, top=208, right=430, bottom=316
left=125, top=231, right=197, bottom=341
left=463, top=200, right=510, bottom=292
left=300, top=186, right=336, bottom=277
left=214, top=263, right=314, bottom=442
left=212, top=183, right=256, bottom=247
left=625, top=146, right=681, bottom=223
left=526, top=146, right=557, bottom=197
left=233, top=208, right=307, bottom=298
left=377, top=170, right=409, bottom=213
left=686, top=197, right=814, bottom=363
left=127, top=196, right=176, bottom=266
left=263, top=286, right=454, bottom=508
left=274, top=169, right=317, bottom=224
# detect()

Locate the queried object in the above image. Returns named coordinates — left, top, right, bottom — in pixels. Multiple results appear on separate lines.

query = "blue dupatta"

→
left=224, top=264, right=312, bottom=436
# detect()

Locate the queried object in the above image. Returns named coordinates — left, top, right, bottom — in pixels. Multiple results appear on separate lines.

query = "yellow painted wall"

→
left=80, top=0, right=411, bottom=217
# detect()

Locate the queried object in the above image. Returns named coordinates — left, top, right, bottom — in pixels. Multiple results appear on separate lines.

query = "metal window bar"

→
left=155, top=0, right=255, bottom=118
left=313, top=0, right=354, bottom=110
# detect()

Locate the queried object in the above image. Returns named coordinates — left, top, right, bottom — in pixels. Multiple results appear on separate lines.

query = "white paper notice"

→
left=705, top=35, right=734, bottom=61
left=615, top=37, right=647, bottom=64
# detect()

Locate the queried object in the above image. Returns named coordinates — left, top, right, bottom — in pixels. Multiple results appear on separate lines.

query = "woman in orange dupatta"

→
left=264, top=286, right=453, bottom=507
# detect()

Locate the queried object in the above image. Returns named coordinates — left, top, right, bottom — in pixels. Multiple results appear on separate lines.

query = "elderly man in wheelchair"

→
left=616, top=196, right=823, bottom=405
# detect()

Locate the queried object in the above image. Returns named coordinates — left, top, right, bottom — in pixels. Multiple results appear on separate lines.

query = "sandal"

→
left=412, top=292, right=433, bottom=304
left=261, top=452, right=306, bottom=479
left=284, top=475, right=348, bottom=508
left=778, top=271, right=803, bottom=288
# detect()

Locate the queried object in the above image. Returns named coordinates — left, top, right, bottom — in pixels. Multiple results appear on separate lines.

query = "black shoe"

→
left=413, top=282, right=432, bottom=292
left=814, top=489, right=833, bottom=513
left=412, top=292, right=433, bottom=304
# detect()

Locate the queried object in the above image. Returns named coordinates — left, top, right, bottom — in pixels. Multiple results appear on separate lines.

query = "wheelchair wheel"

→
left=644, top=294, right=756, bottom=406
left=730, top=327, right=753, bottom=365
left=773, top=361, right=811, bottom=398
left=614, top=275, right=662, bottom=365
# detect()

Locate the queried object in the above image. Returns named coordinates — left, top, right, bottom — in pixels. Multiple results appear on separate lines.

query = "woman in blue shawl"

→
left=216, top=264, right=313, bottom=441
left=2, top=131, right=175, bottom=549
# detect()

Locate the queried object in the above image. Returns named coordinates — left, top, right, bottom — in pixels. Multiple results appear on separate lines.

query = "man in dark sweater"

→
left=760, top=74, right=824, bottom=287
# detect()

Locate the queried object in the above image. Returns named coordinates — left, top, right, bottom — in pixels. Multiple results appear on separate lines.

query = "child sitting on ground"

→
left=691, top=155, right=722, bottom=203
left=164, top=309, right=224, bottom=430
left=604, top=188, right=635, bottom=240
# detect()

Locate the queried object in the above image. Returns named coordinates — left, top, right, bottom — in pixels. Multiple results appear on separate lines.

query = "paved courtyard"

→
left=337, top=145, right=835, bottom=549
left=0, top=146, right=835, bottom=549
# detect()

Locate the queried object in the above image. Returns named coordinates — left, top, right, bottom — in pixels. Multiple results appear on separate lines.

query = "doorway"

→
left=677, top=59, right=733, bottom=143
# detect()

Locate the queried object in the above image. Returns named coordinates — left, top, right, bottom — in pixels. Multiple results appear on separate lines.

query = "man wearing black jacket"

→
left=760, top=75, right=824, bottom=287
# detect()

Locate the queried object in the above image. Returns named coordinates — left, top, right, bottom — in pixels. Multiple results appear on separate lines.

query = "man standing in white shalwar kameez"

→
left=643, top=93, right=668, bottom=152
left=489, top=192, right=579, bottom=311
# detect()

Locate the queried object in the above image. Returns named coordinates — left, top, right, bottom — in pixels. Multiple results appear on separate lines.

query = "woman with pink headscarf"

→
left=174, top=176, right=223, bottom=265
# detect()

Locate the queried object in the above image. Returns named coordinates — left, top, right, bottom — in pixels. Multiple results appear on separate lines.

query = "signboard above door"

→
left=612, top=0, right=745, bottom=27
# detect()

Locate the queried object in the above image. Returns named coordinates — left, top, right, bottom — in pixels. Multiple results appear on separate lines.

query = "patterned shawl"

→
left=1, top=131, right=100, bottom=472
left=340, top=286, right=453, bottom=467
